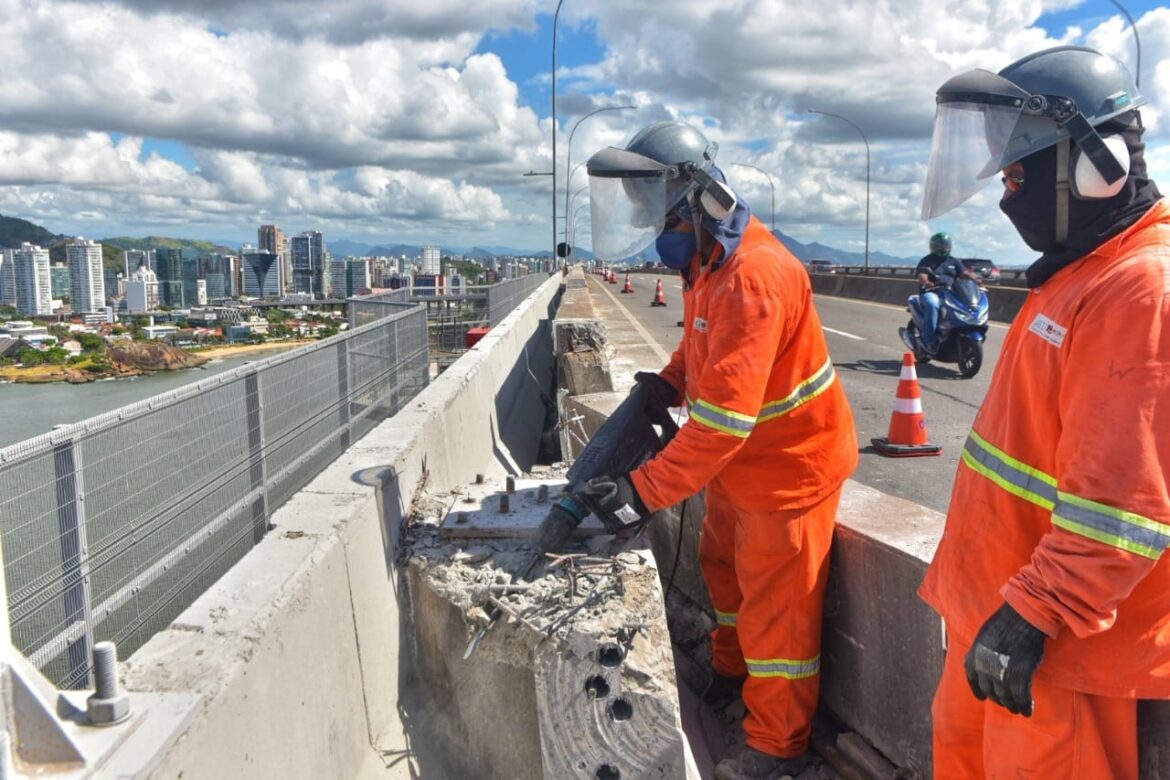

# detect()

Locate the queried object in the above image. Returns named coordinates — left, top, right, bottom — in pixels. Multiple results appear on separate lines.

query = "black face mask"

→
left=1001, top=120, right=1162, bottom=288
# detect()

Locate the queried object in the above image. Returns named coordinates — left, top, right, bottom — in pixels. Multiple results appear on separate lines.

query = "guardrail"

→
left=0, top=274, right=554, bottom=691
left=0, top=301, right=428, bottom=689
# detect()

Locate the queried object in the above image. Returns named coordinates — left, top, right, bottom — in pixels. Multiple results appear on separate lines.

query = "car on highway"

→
left=807, top=259, right=837, bottom=274
left=961, top=258, right=1001, bottom=284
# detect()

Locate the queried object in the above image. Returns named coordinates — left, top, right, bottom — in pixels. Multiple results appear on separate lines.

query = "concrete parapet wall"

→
left=120, top=274, right=564, bottom=778
left=809, top=273, right=1029, bottom=324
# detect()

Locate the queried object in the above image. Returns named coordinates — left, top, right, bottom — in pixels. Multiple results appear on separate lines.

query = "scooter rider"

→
left=914, top=233, right=977, bottom=352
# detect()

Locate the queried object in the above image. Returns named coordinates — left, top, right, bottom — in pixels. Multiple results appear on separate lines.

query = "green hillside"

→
left=0, top=214, right=58, bottom=248
left=101, top=236, right=231, bottom=255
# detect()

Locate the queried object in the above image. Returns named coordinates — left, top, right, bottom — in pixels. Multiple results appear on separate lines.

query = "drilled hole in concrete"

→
left=584, top=675, right=610, bottom=699
left=607, top=698, right=633, bottom=722
left=596, top=765, right=621, bottom=780
left=597, top=643, right=625, bottom=668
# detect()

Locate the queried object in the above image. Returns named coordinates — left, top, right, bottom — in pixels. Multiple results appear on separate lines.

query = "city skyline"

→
left=0, top=1, right=1165, bottom=268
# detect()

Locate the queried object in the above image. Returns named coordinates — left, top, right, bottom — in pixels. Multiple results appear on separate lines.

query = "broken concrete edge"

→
left=112, top=273, right=564, bottom=779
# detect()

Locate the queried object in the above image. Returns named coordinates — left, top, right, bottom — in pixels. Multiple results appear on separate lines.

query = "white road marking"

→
left=590, top=276, right=672, bottom=363
left=822, top=326, right=865, bottom=341
left=813, top=292, right=1012, bottom=331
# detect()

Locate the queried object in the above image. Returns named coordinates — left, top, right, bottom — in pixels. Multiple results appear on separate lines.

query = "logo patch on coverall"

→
left=1028, top=314, right=1067, bottom=348
left=693, top=317, right=708, bottom=332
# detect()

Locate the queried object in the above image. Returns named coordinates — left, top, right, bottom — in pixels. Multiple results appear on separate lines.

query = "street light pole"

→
left=808, top=109, right=870, bottom=269
left=551, top=0, right=564, bottom=267
left=730, top=162, right=776, bottom=233
left=564, top=105, right=635, bottom=249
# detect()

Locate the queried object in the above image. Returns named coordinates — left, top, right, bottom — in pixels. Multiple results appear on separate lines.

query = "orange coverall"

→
left=630, top=216, right=858, bottom=758
left=920, top=199, right=1170, bottom=777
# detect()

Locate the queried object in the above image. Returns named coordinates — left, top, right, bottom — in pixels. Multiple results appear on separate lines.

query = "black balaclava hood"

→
left=1000, top=117, right=1161, bottom=288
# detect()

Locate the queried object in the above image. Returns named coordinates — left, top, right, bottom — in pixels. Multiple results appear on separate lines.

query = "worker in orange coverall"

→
left=918, top=46, right=1170, bottom=778
left=581, top=120, right=858, bottom=780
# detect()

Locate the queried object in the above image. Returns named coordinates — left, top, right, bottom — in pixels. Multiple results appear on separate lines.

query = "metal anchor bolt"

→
left=87, top=641, right=131, bottom=726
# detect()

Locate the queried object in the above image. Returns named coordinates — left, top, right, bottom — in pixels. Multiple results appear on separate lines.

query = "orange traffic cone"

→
left=871, top=353, right=941, bottom=457
left=608, top=270, right=618, bottom=284
left=650, top=279, right=667, bottom=307
left=621, top=273, right=633, bottom=294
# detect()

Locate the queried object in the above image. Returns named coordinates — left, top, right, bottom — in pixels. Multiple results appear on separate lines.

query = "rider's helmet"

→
left=586, top=121, right=737, bottom=259
left=929, top=232, right=952, bottom=256
left=921, top=46, right=1144, bottom=221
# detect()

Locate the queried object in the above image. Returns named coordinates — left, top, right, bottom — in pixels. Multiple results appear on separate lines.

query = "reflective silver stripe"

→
left=744, top=655, right=820, bottom=680
left=1053, top=492, right=1170, bottom=560
left=689, top=398, right=756, bottom=437
left=715, top=610, right=737, bottom=627
left=964, top=433, right=1168, bottom=559
left=758, top=359, right=836, bottom=422
left=961, top=432, right=1057, bottom=510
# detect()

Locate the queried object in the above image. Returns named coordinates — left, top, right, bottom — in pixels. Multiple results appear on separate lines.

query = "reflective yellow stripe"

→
left=715, top=609, right=737, bottom=627
left=690, top=398, right=756, bottom=437
left=961, top=431, right=1056, bottom=510
left=744, top=654, right=820, bottom=680
left=1053, top=491, right=1169, bottom=560
left=758, top=359, right=836, bottom=422
left=963, top=432, right=1169, bottom=559
left=685, top=359, right=836, bottom=438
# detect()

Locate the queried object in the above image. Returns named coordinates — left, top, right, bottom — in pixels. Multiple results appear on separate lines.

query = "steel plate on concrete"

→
left=439, top=478, right=608, bottom=540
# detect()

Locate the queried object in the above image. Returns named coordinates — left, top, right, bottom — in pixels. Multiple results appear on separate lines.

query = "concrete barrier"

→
left=119, top=274, right=564, bottom=778
left=809, top=273, right=1029, bottom=324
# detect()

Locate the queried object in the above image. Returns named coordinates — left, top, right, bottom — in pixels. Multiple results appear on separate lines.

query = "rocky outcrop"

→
left=107, top=340, right=208, bottom=372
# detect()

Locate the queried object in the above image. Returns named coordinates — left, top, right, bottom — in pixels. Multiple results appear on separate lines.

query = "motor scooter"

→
left=899, top=277, right=990, bottom=378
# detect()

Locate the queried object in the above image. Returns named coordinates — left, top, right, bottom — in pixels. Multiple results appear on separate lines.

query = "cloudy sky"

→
left=0, top=0, right=1165, bottom=265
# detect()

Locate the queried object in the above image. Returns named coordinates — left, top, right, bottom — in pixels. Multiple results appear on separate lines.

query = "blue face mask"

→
left=656, top=229, right=698, bottom=269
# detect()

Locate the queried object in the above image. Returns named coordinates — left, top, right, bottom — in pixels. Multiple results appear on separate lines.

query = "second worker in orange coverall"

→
left=581, top=120, right=858, bottom=780
left=919, top=46, right=1170, bottom=778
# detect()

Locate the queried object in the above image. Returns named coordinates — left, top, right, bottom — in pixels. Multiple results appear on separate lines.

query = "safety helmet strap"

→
left=1055, top=139, right=1070, bottom=245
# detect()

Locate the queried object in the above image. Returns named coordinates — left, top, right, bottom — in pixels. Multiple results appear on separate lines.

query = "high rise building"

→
left=181, top=256, right=202, bottom=309
left=14, top=243, right=52, bottom=316
left=49, top=264, right=70, bottom=299
left=126, top=265, right=160, bottom=313
left=66, top=238, right=106, bottom=314
left=330, top=255, right=350, bottom=299
left=290, top=231, right=325, bottom=297
left=0, top=248, right=15, bottom=307
left=346, top=258, right=372, bottom=297
left=201, top=254, right=234, bottom=300
left=258, top=224, right=289, bottom=293
left=241, top=251, right=282, bottom=298
left=123, top=248, right=153, bottom=277
left=421, top=246, right=441, bottom=275
left=155, top=247, right=184, bottom=307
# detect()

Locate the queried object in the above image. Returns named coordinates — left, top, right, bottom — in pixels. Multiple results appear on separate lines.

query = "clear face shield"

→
left=587, top=147, right=679, bottom=259
left=920, top=70, right=1032, bottom=220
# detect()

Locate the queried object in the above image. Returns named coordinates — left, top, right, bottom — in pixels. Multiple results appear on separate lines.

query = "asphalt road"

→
left=600, top=272, right=1009, bottom=514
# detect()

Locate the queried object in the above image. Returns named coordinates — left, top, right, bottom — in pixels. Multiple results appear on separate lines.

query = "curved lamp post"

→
left=551, top=0, right=565, bottom=266
left=807, top=108, right=870, bottom=268
left=730, top=162, right=776, bottom=233
left=570, top=203, right=590, bottom=248
left=564, top=105, right=636, bottom=247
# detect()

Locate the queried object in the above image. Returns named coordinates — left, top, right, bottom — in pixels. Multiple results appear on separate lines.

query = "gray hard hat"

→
left=921, top=45, right=1144, bottom=220
left=988, top=45, right=1145, bottom=170
left=623, top=121, right=719, bottom=212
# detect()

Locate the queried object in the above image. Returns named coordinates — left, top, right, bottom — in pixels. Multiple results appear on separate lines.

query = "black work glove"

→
left=964, top=602, right=1048, bottom=717
left=634, top=371, right=680, bottom=410
left=580, top=474, right=650, bottom=533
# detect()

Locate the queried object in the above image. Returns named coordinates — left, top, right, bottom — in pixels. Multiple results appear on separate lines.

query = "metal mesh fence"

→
left=350, top=274, right=549, bottom=372
left=0, top=302, right=427, bottom=689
